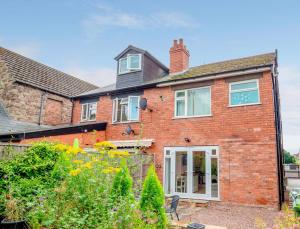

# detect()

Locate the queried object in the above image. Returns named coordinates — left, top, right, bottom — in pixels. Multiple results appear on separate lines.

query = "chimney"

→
left=169, top=38, right=190, bottom=74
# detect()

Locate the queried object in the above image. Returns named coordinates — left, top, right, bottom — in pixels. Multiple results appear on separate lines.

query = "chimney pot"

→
left=169, top=39, right=189, bottom=74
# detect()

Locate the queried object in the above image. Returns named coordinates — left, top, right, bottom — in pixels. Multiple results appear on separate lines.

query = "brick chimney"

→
left=169, top=39, right=190, bottom=74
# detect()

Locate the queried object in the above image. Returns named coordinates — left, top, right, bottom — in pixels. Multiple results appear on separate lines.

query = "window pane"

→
left=88, top=103, right=96, bottom=120
left=193, top=151, right=206, bottom=194
left=164, top=157, right=171, bottom=194
left=119, top=58, right=128, bottom=73
left=176, top=100, right=185, bottom=116
left=175, top=151, right=187, bottom=193
left=187, top=88, right=211, bottom=116
left=129, top=97, right=139, bottom=120
left=230, top=90, right=259, bottom=105
left=117, top=100, right=122, bottom=122
left=129, top=55, right=140, bottom=69
left=176, top=91, right=185, bottom=98
left=81, top=104, right=87, bottom=120
left=121, top=104, right=128, bottom=122
left=231, top=81, right=257, bottom=91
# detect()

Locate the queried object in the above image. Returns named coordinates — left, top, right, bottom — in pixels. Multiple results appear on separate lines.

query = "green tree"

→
left=110, top=159, right=134, bottom=204
left=140, top=165, right=167, bottom=229
left=284, top=150, right=296, bottom=164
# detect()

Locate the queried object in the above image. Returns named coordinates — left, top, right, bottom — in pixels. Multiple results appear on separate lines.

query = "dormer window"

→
left=118, top=54, right=142, bottom=74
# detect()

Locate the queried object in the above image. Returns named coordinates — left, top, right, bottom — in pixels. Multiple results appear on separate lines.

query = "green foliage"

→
left=0, top=142, right=61, bottom=218
left=110, top=159, right=133, bottom=204
left=140, top=165, right=167, bottom=229
left=284, top=150, right=296, bottom=164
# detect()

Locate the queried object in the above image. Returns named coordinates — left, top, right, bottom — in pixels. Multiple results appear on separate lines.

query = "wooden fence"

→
left=0, top=143, right=31, bottom=159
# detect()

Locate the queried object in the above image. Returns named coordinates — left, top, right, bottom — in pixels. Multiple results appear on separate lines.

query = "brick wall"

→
left=0, top=62, right=73, bottom=125
left=74, top=71, right=279, bottom=207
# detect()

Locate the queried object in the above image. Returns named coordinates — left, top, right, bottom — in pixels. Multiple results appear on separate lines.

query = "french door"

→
left=164, top=146, right=219, bottom=200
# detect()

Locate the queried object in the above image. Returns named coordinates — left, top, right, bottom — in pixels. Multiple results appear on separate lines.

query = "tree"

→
left=284, top=150, right=296, bottom=164
left=140, top=165, right=167, bottom=229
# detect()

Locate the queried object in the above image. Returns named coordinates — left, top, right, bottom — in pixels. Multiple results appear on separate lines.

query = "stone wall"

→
left=0, top=61, right=73, bottom=125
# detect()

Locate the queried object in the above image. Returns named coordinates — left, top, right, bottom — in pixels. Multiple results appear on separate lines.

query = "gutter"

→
left=157, top=66, right=272, bottom=87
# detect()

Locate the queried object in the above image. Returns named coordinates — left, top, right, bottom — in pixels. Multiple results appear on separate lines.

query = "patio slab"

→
left=170, top=202, right=280, bottom=229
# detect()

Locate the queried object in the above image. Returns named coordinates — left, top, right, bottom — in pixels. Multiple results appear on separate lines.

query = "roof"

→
left=75, top=52, right=276, bottom=98
left=163, top=52, right=276, bottom=82
left=114, top=45, right=169, bottom=71
left=0, top=103, right=49, bottom=135
left=0, top=47, right=98, bottom=98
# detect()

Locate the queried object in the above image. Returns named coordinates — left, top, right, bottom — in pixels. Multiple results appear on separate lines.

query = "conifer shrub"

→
left=140, top=165, right=167, bottom=229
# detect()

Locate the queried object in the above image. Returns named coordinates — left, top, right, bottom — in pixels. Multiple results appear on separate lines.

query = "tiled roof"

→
left=164, top=52, right=276, bottom=81
left=75, top=52, right=276, bottom=98
left=0, top=47, right=98, bottom=98
left=0, top=103, right=49, bottom=134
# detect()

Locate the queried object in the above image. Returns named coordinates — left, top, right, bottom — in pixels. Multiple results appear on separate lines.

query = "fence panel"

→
left=0, top=143, right=31, bottom=160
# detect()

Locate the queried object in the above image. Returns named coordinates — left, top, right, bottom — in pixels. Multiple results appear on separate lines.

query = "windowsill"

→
left=228, top=102, right=262, bottom=108
left=80, top=120, right=97, bottom=123
left=172, top=114, right=212, bottom=120
left=118, top=69, right=142, bottom=75
left=111, top=121, right=140, bottom=125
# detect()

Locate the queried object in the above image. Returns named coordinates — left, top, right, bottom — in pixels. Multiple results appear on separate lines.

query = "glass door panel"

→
left=211, top=157, right=218, bottom=198
left=192, top=151, right=206, bottom=194
left=175, top=151, right=187, bottom=193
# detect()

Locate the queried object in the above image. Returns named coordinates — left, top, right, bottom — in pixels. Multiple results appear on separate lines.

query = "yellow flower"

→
left=72, top=160, right=84, bottom=164
left=82, top=162, right=93, bottom=169
left=54, top=144, right=68, bottom=152
left=70, top=168, right=81, bottom=176
left=94, top=141, right=117, bottom=151
left=108, top=150, right=130, bottom=158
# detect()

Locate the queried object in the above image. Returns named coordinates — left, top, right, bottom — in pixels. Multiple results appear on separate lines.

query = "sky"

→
left=0, top=0, right=299, bottom=153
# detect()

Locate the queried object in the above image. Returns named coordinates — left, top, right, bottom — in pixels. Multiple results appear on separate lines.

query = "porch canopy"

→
left=108, top=139, right=154, bottom=148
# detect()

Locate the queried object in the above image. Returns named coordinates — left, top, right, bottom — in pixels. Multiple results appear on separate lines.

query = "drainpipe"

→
left=38, top=91, right=46, bottom=125
left=271, top=50, right=284, bottom=210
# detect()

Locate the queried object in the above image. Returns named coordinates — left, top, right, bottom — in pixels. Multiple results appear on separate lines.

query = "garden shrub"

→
left=140, top=165, right=167, bottom=229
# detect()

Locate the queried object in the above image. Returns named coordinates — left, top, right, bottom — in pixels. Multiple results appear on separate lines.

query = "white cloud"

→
left=64, top=66, right=116, bottom=87
left=278, top=65, right=300, bottom=153
left=82, top=5, right=196, bottom=39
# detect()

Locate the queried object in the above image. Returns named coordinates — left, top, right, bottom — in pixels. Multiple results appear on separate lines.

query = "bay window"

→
left=113, top=96, right=140, bottom=123
left=175, top=87, right=211, bottom=118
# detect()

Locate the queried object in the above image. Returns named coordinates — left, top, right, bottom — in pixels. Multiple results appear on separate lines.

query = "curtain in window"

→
left=187, top=88, right=210, bottom=116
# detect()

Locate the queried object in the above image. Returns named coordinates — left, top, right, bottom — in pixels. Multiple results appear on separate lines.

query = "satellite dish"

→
left=125, top=125, right=134, bottom=135
left=139, top=98, right=148, bottom=110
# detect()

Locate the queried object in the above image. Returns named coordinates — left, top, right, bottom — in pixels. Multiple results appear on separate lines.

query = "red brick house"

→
left=0, top=40, right=284, bottom=208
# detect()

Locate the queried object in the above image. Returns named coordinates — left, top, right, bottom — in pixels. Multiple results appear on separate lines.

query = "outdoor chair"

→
left=165, top=195, right=180, bottom=221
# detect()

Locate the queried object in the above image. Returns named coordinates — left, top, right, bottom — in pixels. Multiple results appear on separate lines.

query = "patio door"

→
left=164, top=146, right=219, bottom=200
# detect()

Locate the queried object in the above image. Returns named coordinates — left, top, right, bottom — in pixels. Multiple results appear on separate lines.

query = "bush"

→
left=140, top=165, right=167, bottom=229
left=0, top=142, right=61, bottom=218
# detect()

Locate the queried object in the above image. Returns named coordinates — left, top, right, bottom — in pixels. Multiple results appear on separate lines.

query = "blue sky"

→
left=1, top=0, right=300, bottom=153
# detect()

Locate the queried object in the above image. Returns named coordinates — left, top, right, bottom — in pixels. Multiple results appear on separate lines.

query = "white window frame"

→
left=81, top=102, right=97, bottom=122
left=112, top=96, right=140, bottom=123
left=229, top=79, right=260, bottom=107
left=174, top=86, right=212, bottom=118
left=118, top=54, right=142, bottom=74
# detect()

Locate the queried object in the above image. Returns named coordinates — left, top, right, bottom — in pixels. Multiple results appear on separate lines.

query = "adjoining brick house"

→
left=0, top=47, right=98, bottom=132
left=0, top=40, right=284, bottom=208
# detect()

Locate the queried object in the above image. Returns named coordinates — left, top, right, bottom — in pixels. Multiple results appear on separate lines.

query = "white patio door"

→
left=164, top=146, right=219, bottom=200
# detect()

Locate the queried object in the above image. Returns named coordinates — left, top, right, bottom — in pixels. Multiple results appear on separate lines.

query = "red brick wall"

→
left=21, top=131, right=106, bottom=147
left=43, top=98, right=63, bottom=125
left=73, top=71, right=279, bottom=207
left=169, top=39, right=190, bottom=74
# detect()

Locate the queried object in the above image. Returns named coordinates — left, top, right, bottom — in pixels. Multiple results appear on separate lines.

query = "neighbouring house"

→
left=0, top=47, right=98, bottom=132
left=0, top=40, right=284, bottom=209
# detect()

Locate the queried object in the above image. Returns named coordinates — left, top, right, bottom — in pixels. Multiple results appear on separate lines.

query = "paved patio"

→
left=170, top=202, right=280, bottom=229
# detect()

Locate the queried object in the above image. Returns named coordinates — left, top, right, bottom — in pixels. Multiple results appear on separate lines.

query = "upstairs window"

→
left=81, top=102, right=97, bottom=121
left=175, top=86, right=211, bottom=118
left=118, top=54, right=142, bottom=74
left=112, top=96, right=140, bottom=123
left=229, top=79, right=260, bottom=106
